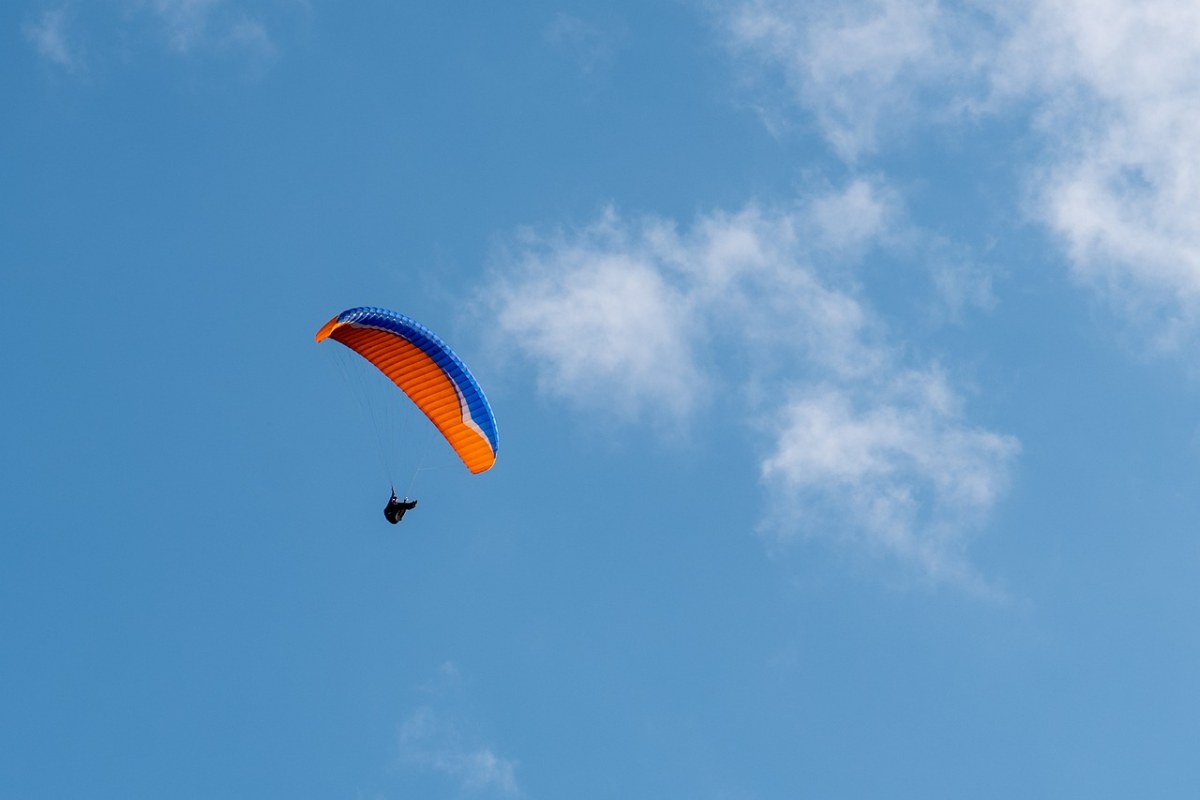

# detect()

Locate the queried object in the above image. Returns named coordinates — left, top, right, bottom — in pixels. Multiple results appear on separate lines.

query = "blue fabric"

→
left=336, top=307, right=499, bottom=454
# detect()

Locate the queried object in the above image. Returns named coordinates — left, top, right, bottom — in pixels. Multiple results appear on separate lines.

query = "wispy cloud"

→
left=544, top=12, right=625, bottom=75
left=716, top=0, right=1200, bottom=351
left=718, top=0, right=986, bottom=161
left=492, top=209, right=706, bottom=425
left=398, top=707, right=521, bottom=797
left=136, top=0, right=279, bottom=60
left=487, top=181, right=1017, bottom=589
left=995, top=0, right=1200, bottom=351
left=490, top=182, right=896, bottom=423
left=395, top=662, right=521, bottom=797
left=22, top=1, right=295, bottom=72
left=24, top=7, right=81, bottom=71
left=140, top=0, right=221, bottom=54
left=761, top=371, right=1018, bottom=594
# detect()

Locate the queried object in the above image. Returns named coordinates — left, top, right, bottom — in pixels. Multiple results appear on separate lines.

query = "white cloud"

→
left=490, top=186, right=895, bottom=422
left=719, top=0, right=985, bottom=161
left=487, top=182, right=1017, bottom=589
left=23, top=1, right=291, bottom=71
left=929, top=254, right=996, bottom=321
left=718, top=0, right=1200, bottom=351
left=494, top=214, right=704, bottom=423
left=393, top=662, right=521, bottom=797
left=808, top=177, right=896, bottom=252
left=24, top=7, right=80, bottom=70
left=544, top=12, right=625, bottom=75
left=142, top=0, right=223, bottom=54
left=761, top=371, right=1018, bottom=592
left=138, top=0, right=279, bottom=60
left=994, top=0, right=1200, bottom=350
left=397, top=708, right=520, bottom=797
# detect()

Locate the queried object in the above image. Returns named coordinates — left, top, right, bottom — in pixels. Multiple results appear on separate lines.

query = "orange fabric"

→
left=324, top=321, right=496, bottom=473
left=314, top=316, right=341, bottom=343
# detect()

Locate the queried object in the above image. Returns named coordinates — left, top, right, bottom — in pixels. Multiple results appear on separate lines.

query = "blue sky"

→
left=5, top=1, right=1200, bottom=797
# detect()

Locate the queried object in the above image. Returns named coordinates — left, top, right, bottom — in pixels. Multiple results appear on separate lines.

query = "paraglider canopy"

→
left=316, top=306, right=498, bottom=474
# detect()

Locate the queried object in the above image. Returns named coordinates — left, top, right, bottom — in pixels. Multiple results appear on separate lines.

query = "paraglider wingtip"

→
left=315, top=316, right=341, bottom=343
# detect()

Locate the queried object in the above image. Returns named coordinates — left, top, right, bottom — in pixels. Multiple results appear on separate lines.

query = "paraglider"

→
left=384, top=490, right=417, bottom=524
left=316, top=306, right=498, bottom=522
